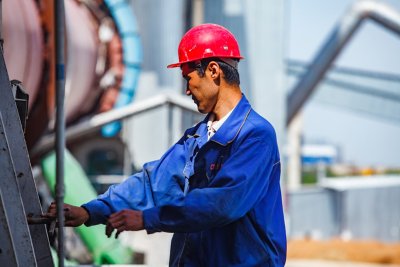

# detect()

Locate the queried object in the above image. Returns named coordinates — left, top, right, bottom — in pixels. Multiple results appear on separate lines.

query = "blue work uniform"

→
left=83, top=95, right=287, bottom=266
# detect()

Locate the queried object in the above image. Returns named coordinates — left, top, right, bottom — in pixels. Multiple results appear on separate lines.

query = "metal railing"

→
left=31, top=92, right=199, bottom=158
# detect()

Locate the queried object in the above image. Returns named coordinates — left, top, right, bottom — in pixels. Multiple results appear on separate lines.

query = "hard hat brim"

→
left=167, top=62, right=181, bottom=68
left=167, top=56, right=244, bottom=69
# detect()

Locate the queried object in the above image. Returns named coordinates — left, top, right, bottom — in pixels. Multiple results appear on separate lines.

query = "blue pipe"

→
left=102, top=0, right=142, bottom=137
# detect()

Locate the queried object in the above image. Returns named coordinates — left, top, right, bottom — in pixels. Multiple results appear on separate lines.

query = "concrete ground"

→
left=114, top=232, right=400, bottom=267
left=79, top=261, right=400, bottom=267
left=286, top=260, right=400, bottom=267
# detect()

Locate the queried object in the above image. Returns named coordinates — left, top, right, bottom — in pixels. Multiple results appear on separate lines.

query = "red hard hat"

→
left=167, top=23, right=244, bottom=68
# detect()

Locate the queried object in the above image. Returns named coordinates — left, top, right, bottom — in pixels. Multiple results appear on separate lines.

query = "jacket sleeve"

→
left=82, top=166, right=156, bottom=226
left=82, top=140, right=188, bottom=226
left=143, top=134, right=280, bottom=233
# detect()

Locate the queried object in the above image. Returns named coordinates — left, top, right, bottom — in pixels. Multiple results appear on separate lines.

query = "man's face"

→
left=181, top=62, right=218, bottom=114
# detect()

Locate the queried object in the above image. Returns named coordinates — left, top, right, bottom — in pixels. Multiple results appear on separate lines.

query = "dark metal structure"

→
left=0, top=43, right=53, bottom=267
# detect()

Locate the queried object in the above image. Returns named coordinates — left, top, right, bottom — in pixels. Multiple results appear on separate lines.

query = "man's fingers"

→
left=63, top=207, right=72, bottom=219
left=106, top=216, right=126, bottom=238
left=43, top=205, right=59, bottom=220
left=106, top=211, right=128, bottom=238
left=108, top=214, right=125, bottom=226
left=43, top=212, right=56, bottom=218
left=106, top=209, right=143, bottom=236
left=115, top=227, right=125, bottom=239
left=64, top=218, right=79, bottom=227
left=109, top=210, right=125, bottom=220
left=43, top=208, right=57, bottom=218
left=106, top=223, right=114, bottom=238
left=44, top=206, right=70, bottom=218
left=111, top=220, right=125, bottom=230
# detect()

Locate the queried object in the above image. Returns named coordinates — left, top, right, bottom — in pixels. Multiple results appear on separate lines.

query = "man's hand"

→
left=44, top=202, right=89, bottom=227
left=106, top=209, right=144, bottom=238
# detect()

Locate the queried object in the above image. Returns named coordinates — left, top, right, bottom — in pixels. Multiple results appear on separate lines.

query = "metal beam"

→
left=287, top=0, right=400, bottom=125
left=287, top=65, right=400, bottom=103
left=0, top=114, right=37, bottom=267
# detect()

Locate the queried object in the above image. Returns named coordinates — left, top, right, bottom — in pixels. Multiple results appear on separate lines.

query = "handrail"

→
left=287, top=0, right=400, bottom=125
left=31, top=92, right=198, bottom=157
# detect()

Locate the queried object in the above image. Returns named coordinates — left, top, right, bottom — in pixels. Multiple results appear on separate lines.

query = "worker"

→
left=46, top=23, right=287, bottom=266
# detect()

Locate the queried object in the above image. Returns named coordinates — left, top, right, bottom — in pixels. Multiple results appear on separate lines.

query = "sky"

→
left=288, top=0, right=400, bottom=167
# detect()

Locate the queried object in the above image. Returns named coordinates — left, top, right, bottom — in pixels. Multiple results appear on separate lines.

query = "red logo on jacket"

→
left=210, top=163, right=223, bottom=171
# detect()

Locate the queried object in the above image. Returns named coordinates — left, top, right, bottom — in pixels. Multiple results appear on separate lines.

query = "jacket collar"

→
left=207, top=94, right=252, bottom=146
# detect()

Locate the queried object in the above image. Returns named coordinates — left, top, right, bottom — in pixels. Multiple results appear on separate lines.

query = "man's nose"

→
left=185, top=83, right=191, bottom=95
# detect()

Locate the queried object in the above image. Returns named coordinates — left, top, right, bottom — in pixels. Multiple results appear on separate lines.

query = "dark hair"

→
left=191, top=58, right=240, bottom=85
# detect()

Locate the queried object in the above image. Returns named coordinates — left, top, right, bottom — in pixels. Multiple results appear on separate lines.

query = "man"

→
left=47, top=23, right=286, bottom=266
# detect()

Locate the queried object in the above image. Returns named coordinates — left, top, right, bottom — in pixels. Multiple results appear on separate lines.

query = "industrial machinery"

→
left=0, top=0, right=141, bottom=265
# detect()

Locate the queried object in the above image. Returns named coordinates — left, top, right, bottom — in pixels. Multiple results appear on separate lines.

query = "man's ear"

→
left=207, top=61, right=221, bottom=79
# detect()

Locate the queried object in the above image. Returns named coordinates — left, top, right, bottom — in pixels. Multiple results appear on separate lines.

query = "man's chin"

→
left=197, top=106, right=208, bottom=114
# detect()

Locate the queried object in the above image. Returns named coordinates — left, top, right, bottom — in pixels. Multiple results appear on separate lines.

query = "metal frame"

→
left=287, top=0, right=400, bottom=125
left=0, top=114, right=37, bottom=266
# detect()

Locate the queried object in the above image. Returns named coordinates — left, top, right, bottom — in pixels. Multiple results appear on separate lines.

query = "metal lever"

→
left=27, top=214, right=57, bottom=244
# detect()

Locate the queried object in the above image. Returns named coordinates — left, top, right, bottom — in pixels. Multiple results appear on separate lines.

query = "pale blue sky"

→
left=288, top=0, right=400, bottom=166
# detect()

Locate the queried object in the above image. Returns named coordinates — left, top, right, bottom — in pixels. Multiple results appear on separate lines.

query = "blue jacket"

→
left=83, top=95, right=286, bottom=266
